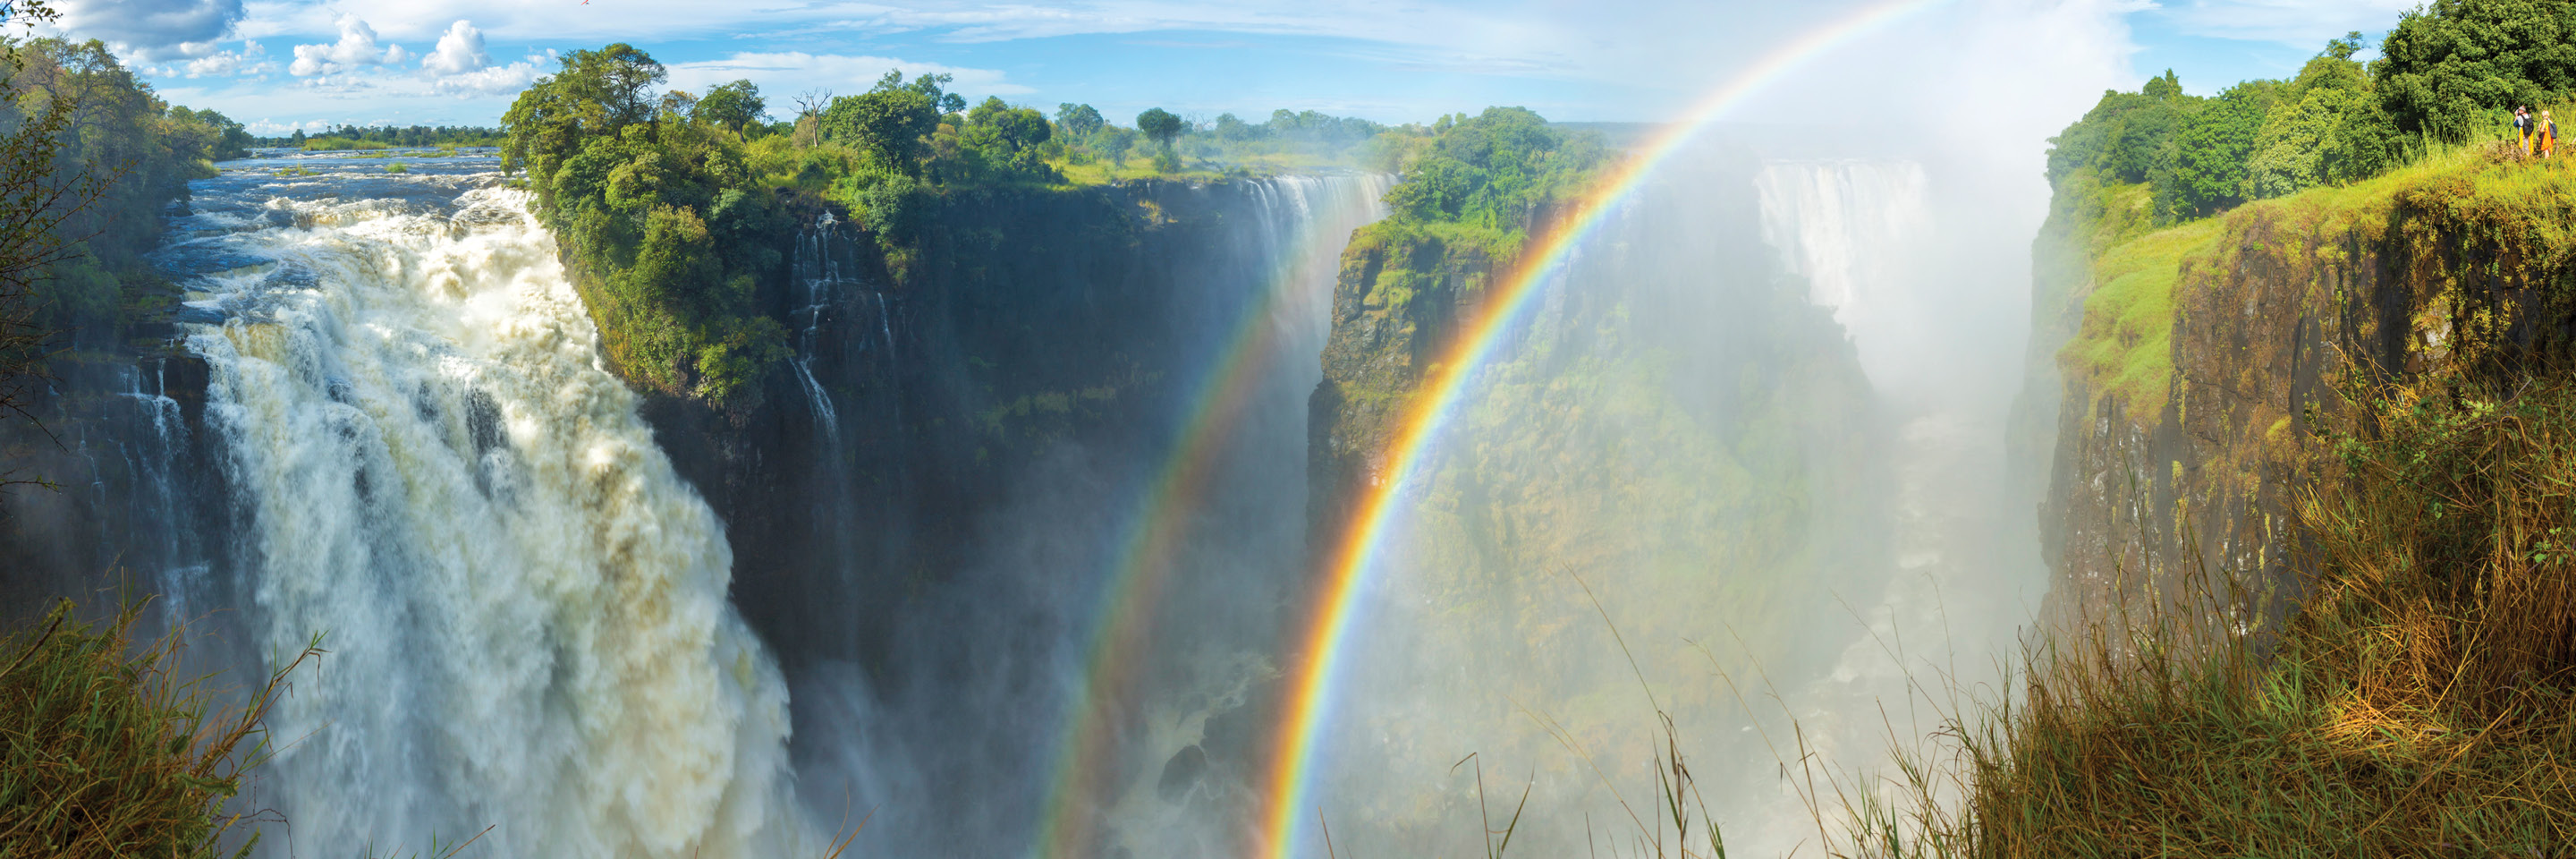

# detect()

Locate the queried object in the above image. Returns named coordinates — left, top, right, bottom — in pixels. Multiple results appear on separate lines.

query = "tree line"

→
left=2053, top=0, right=2576, bottom=224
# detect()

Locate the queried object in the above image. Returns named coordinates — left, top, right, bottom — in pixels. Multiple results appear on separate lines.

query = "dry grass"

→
left=1843, top=377, right=2576, bottom=857
left=0, top=599, right=315, bottom=859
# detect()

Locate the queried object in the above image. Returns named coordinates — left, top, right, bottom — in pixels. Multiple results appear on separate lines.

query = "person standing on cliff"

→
left=2545, top=110, right=2560, bottom=159
left=2515, top=106, right=2532, bottom=157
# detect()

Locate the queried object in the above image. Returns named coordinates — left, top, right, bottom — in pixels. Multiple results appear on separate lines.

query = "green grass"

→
left=2056, top=141, right=2576, bottom=415
left=2060, top=219, right=2217, bottom=408
left=384, top=162, right=408, bottom=174
left=2, top=600, right=316, bottom=858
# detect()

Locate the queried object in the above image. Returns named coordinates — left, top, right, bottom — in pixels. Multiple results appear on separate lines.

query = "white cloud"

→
left=55, top=0, right=244, bottom=59
left=421, top=20, right=491, bottom=75
left=664, top=51, right=1030, bottom=100
left=432, top=54, right=548, bottom=97
left=181, top=39, right=268, bottom=77
left=289, top=15, right=409, bottom=76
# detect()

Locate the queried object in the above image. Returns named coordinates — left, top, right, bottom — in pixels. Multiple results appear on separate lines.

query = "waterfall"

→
left=1754, top=160, right=1930, bottom=315
left=1754, top=159, right=1939, bottom=396
left=174, top=175, right=809, bottom=856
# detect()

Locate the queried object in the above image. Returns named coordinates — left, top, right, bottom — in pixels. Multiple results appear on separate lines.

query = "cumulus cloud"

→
left=431, top=54, right=549, bottom=97
left=55, top=0, right=244, bottom=60
left=421, top=20, right=490, bottom=75
left=664, top=52, right=1028, bottom=101
left=181, top=39, right=268, bottom=77
left=289, top=15, right=409, bottom=77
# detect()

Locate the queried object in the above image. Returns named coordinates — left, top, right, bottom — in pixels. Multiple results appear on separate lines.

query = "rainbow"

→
left=1032, top=177, right=1378, bottom=859
left=1253, top=1, right=1953, bottom=855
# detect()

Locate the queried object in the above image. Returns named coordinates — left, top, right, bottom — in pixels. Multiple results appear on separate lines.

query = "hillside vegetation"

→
left=502, top=43, right=1399, bottom=406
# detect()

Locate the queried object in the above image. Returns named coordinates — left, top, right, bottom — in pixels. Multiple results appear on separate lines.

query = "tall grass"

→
left=1843, top=377, right=2576, bottom=856
left=0, top=600, right=316, bottom=858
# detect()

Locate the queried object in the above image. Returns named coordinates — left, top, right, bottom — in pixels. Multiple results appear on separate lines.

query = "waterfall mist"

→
left=1284, top=4, right=2143, bottom=854
left=763, top=176, right=1392, bottom=857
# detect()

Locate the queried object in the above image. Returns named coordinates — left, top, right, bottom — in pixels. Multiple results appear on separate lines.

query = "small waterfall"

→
left=173, top=178, right=810, bottom=856
left=792, top=212, right=844, bottom=442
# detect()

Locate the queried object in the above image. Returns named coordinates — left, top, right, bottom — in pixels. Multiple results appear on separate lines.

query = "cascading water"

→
left=792, top=212, right=845, bottom=441
left=158, top=153, right=811, bottom=857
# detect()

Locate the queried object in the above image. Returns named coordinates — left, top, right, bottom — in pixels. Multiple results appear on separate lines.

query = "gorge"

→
left=19, top=1, right=2576, bottom=855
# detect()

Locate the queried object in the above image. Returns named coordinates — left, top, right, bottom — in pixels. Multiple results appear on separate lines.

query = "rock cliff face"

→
left=2038, top=156, right=2576, bottom=627
left=0, top=347, right=225, bottom=628
left=1303, top=225, right=1494, bottom=551
left=646, top=179, right=1358, bottom=676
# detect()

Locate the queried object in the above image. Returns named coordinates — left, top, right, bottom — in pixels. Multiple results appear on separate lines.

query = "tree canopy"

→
left=694, top=80, right=766, bottom=133
left=2376, top=0, right=2576, bottom=142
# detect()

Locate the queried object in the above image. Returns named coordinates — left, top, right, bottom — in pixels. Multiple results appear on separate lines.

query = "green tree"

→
left=1055, top=103, right=1102, bottom=138
left=694, top=79, right=765, bottom=133
left=2046, top=71, right=2195, bottom=187
left=1212, top=112, right=1260, bottom=141
left=2376, top=0, right=2576, bottom=142
left=559, top=43, right=665, bottom=127
left=2246, top=51, right=2378, bottom=199
left=819, top=71, right=944, bottom=174
left=1135, top=106, right=1182, bottom=167
left=1098, top=125, right=1136, bottom=166
left=956, top=96, right=1055, bottom=182
left=2157, top=80, right=2276, bottom=219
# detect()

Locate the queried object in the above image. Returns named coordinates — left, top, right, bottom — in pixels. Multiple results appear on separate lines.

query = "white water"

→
left=183, top=180, right=810, bottom=856
left=1756, top=161, right=1935, bottom=394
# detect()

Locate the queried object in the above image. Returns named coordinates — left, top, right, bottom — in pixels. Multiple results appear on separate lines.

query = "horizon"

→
left=62, top=0, right=2409, bottom=135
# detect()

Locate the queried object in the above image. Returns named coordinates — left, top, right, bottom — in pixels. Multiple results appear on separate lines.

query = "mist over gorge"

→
left=22, top=0, right=2563, bottom=856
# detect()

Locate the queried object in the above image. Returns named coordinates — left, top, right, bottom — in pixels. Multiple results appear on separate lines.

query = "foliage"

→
left=1322, top=106, right=1606, bottom=334
left=941, top=96, right=1056, bottom=183
left=818, top=71, right=955, bottom=175
left=1134, top=107, right=1181, bottom=172
left=693, top=79, right=765, bottom=134
left=1380, top=106, right=1605, bottom=236
left=266, top=124, right=501, bottom=149
left=2044, top=28, right=2418, bottom=225
left=2245, top=55, right=2400, bottom=200
left=2, top=39, right=242, bottom=336
left=504, top=43, right=794, bottom=404
left=2377, top=0, right=2576, bottom=143
left=1054, top=103, right=1102, bottom=139
left=2156, top=80, right=2278, bottom=219
left=2, top=600, right=316, bottom=859
left=2046, top=70, right=2193, bottom=186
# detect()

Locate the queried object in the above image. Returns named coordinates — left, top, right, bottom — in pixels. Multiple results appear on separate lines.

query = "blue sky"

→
left=48, top=0, right=2424, bottom=135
